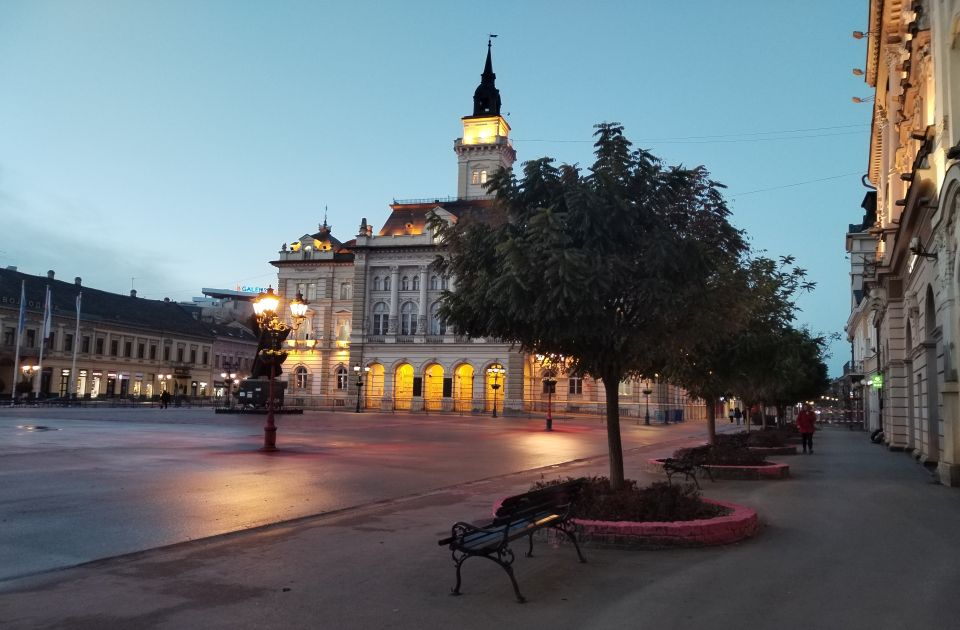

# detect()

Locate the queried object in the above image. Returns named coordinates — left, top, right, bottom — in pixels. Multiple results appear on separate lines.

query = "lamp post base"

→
left=261, top=424, right=277, bottom=452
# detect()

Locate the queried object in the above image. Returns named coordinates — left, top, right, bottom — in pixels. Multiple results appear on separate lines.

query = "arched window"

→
left=340, top=283, right=352, bottom=300
left=480, top=170, right=488, bottom=184
left=400, top=302, right=417, bottom=336
left=373, top=277, right=382, bottom=291
left=401, top=276, right=410, bottom=291
left=373, top=302, right=389, bottom=335
left=335, top=366, right=348, bottom=390
left=430, top=302, right=446, bottom=335
left=430, top=275, right=439, bottom=290
left=412, top=275, right=420, bottom=291
left=383, top=276, right=391, bottom=291
left=441, top=276, right=449, bottom=290
left=294, top=366, right=309, bottom=389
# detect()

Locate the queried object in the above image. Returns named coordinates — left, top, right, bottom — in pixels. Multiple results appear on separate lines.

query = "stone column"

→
left=388, top=266, right=399, bottom=334
left=417, top=266, right=429, bottom=334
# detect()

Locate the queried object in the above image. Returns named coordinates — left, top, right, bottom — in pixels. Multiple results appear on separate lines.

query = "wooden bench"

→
left=437, top=478, right=586, bottom=603
left=660, top=457, right=714, bottom=488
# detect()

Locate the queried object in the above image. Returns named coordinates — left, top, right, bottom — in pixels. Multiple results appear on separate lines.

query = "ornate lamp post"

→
left=487, top=365, right=505, bottom=418
left=253, top=288, right=308, bottom=452
left=353, top=364, right=370, bottom=413
left=220, top=368, right=238, bottom=409
left=542, top=372, right=557, bottom=431
left=642, top=387, right=653, bottom=426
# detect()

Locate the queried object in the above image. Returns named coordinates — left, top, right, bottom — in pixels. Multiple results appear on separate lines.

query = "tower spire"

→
left=473, top=36, right=501, bottom=116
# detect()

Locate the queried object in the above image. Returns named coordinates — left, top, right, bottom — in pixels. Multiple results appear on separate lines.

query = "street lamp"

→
left=542, top=372, right=557, bottom=431
left=642, top=387, right=653, bottom=426
left=353, top=364, right=370, bottom=413
left=487, top=365, right=505, bottom=418
left=220, top=369, right=238, bottom=409
left=253, top=288, right=308, bottom=452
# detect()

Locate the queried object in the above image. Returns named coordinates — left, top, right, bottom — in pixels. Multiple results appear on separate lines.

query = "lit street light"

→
left=353, top=364, right=370, bottom=413
left=253, top=287, right=308, bottom=452
left=642, top=387, right=653, bottom=426
left=487, top=365, right=505, bottom=418
left=542, top=372, right=557, bottom=431
left=220, top=368, right=238, bottom=409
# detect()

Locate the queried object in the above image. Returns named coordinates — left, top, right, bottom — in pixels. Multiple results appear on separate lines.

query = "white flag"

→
left=41, top=286, right=52, bottom=339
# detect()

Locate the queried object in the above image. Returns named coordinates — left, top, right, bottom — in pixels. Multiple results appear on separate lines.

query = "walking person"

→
left=734, top=407, right=742, bottom=425
left=160, top=390, right=170, bottom=409
left=728, top=407, right=735, bottom=423
left=797, top=403, right=817, bottom=453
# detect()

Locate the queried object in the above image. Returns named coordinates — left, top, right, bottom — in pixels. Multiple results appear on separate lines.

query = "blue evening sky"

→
left=0, top=1, right=868, bottom=375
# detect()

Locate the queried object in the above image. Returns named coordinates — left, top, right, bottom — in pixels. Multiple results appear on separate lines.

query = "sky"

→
left=0, top=0, right=868, bottom=376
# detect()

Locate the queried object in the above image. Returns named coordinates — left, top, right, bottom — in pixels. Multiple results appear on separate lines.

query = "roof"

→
left=377, top=198, right=496, bottom=237
left=0, top=268, right=214, bottom=340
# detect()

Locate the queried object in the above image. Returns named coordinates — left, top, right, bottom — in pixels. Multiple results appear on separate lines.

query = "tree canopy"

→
left=433, top=123, right=748, bottom=487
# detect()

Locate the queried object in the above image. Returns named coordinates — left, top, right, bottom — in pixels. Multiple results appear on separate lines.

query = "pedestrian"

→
left=734, top=407, right=742, bottom=425
left=797, top=404, right=817, bottom=453
left=728, top=408, right=735, bottom=423
left=160, top=390, right=170, bottom=409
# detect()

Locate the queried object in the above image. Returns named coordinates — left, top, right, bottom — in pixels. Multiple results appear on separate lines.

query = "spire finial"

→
left=473, top=36, right=501, bottom=116
left=323, top=205, right=328, bottom=229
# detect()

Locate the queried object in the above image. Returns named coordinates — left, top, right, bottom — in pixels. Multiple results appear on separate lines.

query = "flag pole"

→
left=10, top=280, right=25, bottom=406
left=69, top=291, right=81, bottom=400
left=35, top=285, right=51, bottom=398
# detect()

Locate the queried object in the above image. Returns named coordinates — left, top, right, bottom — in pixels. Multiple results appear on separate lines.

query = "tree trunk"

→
left=706, top=395, right=717, bottom=445
left=602, top=376, right=625, bottom=490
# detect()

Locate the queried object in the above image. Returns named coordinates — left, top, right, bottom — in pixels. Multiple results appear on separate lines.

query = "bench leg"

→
left=526, top=533, right=534, bottom=558
left=451, top=556, right=466, bottom=596
left=554, top=522, right=587, bottom=563
left=450, top=551, right=527, bottom=603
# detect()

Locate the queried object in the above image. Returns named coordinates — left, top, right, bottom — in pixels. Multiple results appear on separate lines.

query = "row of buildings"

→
left=0, top=269, right=259, bottom=401
left=845, top=0, right=960, bottom=485
left=1, top=43, right=705, bottom=421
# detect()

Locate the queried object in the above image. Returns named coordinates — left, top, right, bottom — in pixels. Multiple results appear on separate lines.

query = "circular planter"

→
left=647, top=458, right=790, bottom=480
left=748, top=445, right=798, bottom=456
left=574, top=499, right=759, bottom=548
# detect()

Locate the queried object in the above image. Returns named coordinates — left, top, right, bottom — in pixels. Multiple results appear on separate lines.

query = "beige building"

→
left=849, top=0, right=960, bottom=484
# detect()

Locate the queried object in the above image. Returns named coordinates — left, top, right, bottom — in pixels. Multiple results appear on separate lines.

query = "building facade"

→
left=848, top=0, right=960, bottom=484
left=0, top=267, right=258, bottom=401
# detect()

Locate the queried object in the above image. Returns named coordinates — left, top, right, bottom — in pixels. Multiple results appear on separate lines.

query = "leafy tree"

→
left=433, top=123, right=746, bottom=488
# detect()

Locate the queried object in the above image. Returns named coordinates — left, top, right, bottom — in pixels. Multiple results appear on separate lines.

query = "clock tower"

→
left=454, top=39, right=516, bottom=199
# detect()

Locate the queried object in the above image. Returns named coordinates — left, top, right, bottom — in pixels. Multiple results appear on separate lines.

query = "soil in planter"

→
left=674, top=444, right=769, bottom=467
left=533, top=477, right=725, bottom=522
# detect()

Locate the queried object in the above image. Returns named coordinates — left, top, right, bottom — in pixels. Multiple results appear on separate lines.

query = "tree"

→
left=433, top=123, right=747, bottom=488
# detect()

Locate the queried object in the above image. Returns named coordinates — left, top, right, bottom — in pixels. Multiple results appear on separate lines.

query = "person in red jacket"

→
left=796, top=404, right=817, bottom=454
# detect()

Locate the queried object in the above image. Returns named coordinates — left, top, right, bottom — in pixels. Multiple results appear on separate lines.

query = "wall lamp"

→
left=909, top=236, right=938, bottom=260
left=852, top=96, right=875, bottom=104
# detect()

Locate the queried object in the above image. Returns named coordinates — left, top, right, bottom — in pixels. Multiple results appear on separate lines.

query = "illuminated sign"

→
left=870, top=374, right=883, bottom=389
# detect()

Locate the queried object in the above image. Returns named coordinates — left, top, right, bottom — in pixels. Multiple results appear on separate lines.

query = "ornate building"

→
left=269, top=43, right=705, bottom=420
left=848, top=0, right=960, bottom=484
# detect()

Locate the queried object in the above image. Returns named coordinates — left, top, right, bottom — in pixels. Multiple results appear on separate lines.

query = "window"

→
left=441, top=276, right=449, bottom=290
left=26, top=329, right=35, bottom=348
left=400, top=302, right=417, bottom=336
left=110, top=340, right=118, bottom=356
left=95, top=338, right=104, bottom=355
left=373, top=302, right=389, bottom=335
left=65, top=333, right=74, bottom=352
left=374, top=277, right=383, bottom=291
left=480, top=169, right=488, bottom=184
left=412, top=276, right=420, bottom=291
left=618, top=380, right=633, bottom=396
left=401, top=276, right=410, bottom=291
left=150, top=345, right=157, bottom=360
left=190, top=349, right=197, bottom=364
left=3, top=327, right=14, bottom=346
left=294, top=366, right=309, bottom=389
left=163, top=346, right=170, bottom=361
left=430, top=302, right=446, bottom=335
left=202, top=351, right=208, bottom=365
left=336, top=366, right=348, bottom=390
left=471, top=170, right=479, bottom=185
left=124, top=341, right=132, bottom=357
left=47, top=332, right=55, bottom=350
left=83, top=336, right=91, bottom=353
left=568, top=376, right=583, bottom=395
left=340, top=283, right=352, bottom=300
left=177, top=347, right=184, bottom=362
left=137, top=343, right=145, bottom=359
left=430, top=276, right=439, bottom=290
left=307, top=283, right=316, bottom=300
left=384, top=276, right=392, bottom=291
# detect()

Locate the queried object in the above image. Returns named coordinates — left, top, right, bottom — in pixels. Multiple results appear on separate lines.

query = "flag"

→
left=16, top=280, right=26, bottom=336
left=76, top=291, right=82, bottom=318
left=41, top=286, right=52, bottom=340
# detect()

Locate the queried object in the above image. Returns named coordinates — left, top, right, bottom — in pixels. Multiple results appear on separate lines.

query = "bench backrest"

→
left=492, top=479, right=583, bottom=527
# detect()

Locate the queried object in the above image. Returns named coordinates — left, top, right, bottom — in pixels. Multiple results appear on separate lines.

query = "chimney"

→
left=164, top=297, right=170, bottom=303
left=75, top=277, right=82, bottom=287
left=130, top=289, right=137, bottom=298
left=5, top=266, right=17, bottom=271
left=47, top=270, right=55, bottom=279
